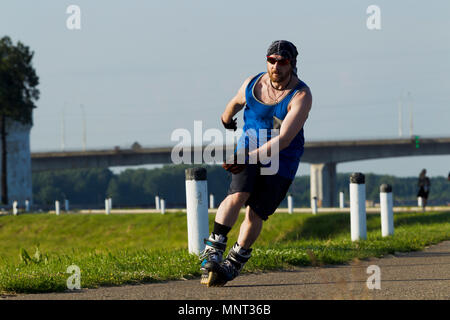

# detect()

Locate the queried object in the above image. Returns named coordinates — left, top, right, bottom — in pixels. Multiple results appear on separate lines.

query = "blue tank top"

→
left=236, top=72, right=308, bottom=180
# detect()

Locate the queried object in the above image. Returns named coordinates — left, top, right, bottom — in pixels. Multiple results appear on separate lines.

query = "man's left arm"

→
left=249, top=88, right=312, bottom=161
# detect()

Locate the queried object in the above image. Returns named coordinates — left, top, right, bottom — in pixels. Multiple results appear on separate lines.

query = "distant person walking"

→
left=417, top=169, right=431, bottom=211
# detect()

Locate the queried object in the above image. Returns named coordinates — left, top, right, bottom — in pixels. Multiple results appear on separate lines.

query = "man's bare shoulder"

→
left=234, top=75, right=257, bottom=104
left=240, top=75, right=255, bottom=91
left=290, top=83, right=312, bottom=109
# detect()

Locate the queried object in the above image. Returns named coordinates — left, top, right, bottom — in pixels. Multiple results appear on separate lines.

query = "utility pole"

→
left=61, top=103, right=66, bottom=151
left=408, top=92, right=413, bottom=137
left=398, top=98, right=403, bottom=137
left=80, top=104, right=86, bottom=151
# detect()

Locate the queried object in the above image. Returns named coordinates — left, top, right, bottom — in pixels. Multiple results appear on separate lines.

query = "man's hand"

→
left=222, top=151, right=247, bottom=174
left=222, top=149, right=259, bottom=174
left=221, top=116, right=237, bottom=131
left=222, top=162, right=246, bottom=174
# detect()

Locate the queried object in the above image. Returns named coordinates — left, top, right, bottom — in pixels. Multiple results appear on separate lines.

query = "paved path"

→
left=3, top=241, right=449, bottom=300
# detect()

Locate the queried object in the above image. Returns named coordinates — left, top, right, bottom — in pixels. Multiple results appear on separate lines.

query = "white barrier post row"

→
left=55, top=200, right=60, bottom=216
left=25, top=200, right=30, bottom=212
left=160, top=199, right=166, bottom=214
left=350, top=172, right=367, bottom=241
left=287, top=195, right=293, bottom=214
left=65, top=199, right=70, bottom=212
left=209, top=194, right=215, bottom=209
left=339, top=191, right=345, bottom=209
left=312, top=196, right=318, bottom=214
left=155, top=195, right=160, bottom=210
left=380, top=184, right=394, bottom=237
left=185, top=167, right=209, bottom=255
left=105, top=199, right=110, bottom=215
left=13, top=201, right=18, bottom=216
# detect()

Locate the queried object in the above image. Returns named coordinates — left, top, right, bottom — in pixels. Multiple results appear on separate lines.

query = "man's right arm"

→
left=221, top=76, right=252, bottom=125
left=221, top=76, right=252, bottom=174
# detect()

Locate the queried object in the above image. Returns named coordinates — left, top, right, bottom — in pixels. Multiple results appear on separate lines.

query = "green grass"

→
left=0, top=210, right=449, bottom=294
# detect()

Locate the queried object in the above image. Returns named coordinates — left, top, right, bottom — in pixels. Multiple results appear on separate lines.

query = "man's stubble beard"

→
left=268, top=68, right=291, bottom=84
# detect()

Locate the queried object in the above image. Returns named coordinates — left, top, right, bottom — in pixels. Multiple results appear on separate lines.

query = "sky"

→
left=1, top=0, right=449, bottom=177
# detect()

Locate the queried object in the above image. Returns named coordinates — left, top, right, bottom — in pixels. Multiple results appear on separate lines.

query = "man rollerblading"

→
left=200, top=40, right=312, bottom=286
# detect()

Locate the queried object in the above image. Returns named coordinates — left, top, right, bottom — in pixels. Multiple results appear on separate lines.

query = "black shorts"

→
left=227, top=164, right=292, bottom=221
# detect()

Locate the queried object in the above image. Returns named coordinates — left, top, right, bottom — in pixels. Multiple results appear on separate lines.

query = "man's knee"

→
left=246, top=206, right=263, bottom=223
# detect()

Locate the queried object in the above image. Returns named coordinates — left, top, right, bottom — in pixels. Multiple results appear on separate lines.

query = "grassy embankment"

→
left=0, top=210, right=449, bottom=293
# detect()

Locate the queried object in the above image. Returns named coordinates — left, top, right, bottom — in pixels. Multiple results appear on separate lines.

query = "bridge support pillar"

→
left=310, top=162, right=337, bottom=208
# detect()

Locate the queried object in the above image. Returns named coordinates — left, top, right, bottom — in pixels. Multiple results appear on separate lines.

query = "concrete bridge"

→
left=31, top=136, right=450, bottom=207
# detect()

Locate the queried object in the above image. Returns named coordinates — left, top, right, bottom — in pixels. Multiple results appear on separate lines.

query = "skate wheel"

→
left=206, top=271, right=217, bottom=287
left=207, top=272, right=227, bottom=287
left=200, top=272, right=209, bottom=285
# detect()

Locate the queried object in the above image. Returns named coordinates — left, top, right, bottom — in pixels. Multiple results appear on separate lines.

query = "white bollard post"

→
left=160, top=199, right=165, bottom=214
left=339, top=192, right=345, bottom=209
left=105, top=199, right=110, bottom=215
left=417, top=197, right=423, bottom=208
left=65, top=199, right=69, bottom=212
left=287, top=195, right=293, bottom=214
left=25, top=200, right=30, bottom=212
left=155, top=195, right=160, bottom=210
left=350, top=173, right=367, bottom=241
left=13, top=201, right=18, bottom=216
left=55, top=200, right=60, bottom=216
left=209, top=194, right=215, bottom=209
left=108, top=198, right=112, bottom=211
left=185, top=168, right=209, bottom=255
left=380, top=184, right=394, bottom=237
left=312, top=196, right=318, bottom=214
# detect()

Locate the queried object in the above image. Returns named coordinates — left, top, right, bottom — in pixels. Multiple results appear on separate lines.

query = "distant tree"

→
left=33, top=168, right=114, bottom=206
left=0, top=36, right=39, bottom=204
left=31, top=166, right=450, bottom=208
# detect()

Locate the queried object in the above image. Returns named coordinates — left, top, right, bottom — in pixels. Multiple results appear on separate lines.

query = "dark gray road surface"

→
left=3, top=241, right=449, bottom=300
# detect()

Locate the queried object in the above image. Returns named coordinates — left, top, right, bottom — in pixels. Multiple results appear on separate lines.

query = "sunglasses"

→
left=266, top=56, right=290, bottom=66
